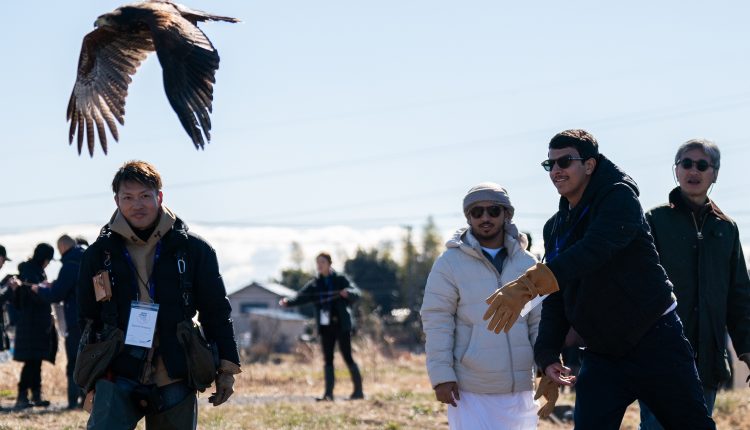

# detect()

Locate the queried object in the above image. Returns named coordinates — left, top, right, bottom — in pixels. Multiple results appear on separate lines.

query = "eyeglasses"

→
left=541, top=155, right=585, bottom=172
left=469, top=205, right=503, bottom=219
left=677, top=158, right=713, bottom=172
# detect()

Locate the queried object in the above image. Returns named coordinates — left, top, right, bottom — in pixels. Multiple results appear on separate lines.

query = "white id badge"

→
left=124, top=301, right=159, bottom=348
left=319, top=309, right=331, bottom=326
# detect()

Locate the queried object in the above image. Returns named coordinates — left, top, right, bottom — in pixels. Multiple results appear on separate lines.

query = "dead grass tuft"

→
left=0, top=337, right=747, bottom=429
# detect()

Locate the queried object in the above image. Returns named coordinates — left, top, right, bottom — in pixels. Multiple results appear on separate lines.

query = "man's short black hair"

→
left=549, top=129, right=599, bottom=160
left=112, top=160, right=163, bottom=194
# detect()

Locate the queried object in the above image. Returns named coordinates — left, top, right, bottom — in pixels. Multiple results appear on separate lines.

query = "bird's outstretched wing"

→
left=148, top=11, right=222, bottom=149
left=67, top=28, right=154, bottom=156
left=169, top=2, right=240, bottom=25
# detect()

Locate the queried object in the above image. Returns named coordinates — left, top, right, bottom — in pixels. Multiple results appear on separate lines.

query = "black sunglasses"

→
left=541, top=155, right=585, bottom=172
left=469, top=205, right=503, bottom=219
left=677, top=158, right=713, bottom=172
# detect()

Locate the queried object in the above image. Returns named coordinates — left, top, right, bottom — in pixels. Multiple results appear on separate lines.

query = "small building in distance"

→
left=228, top=282, right=311, bottom=353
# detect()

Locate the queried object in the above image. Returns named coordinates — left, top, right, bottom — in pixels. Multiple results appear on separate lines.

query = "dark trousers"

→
left=639, top=386, right=717, bottom=430
left=87, top=377, right=196, bottom=430
left=574, top=311, right=715, bottom=430
left=66, top=329, right=83, bottom=407
left=19, top=360, right=42, bottom=392
left=319, top=323, right=362, bottom=397
left=320, top=324, right=356, bottom=367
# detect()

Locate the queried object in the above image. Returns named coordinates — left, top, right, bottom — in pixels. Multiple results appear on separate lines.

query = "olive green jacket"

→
left=647, top=188, right=750, bottom=388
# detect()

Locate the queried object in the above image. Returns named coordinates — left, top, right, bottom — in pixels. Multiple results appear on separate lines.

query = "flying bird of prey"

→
left=66, top=0, right=239, bottom=156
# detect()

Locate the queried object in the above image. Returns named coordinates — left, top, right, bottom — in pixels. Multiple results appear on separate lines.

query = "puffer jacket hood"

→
left=559, top=154, right=639, bottom=212
left=446, top=227, right=529, bottom=259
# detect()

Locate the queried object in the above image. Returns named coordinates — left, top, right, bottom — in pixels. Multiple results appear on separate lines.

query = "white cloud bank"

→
left=0, top=224, right=412, bottom=295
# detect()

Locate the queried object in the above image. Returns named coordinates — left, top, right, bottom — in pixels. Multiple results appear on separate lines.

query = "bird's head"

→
left=94, top=14, right=111, bottom=28
left=94, top=10, right=121, bottom=28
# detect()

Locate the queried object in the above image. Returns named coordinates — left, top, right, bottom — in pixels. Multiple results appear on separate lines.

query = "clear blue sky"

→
left=1, top=1, right=748, bottom=268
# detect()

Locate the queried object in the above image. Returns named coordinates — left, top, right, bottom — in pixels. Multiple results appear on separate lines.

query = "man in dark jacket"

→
left=77, top=161, right=240, bottom=429
left=483, top=129, right=715, bottom=429
left=33, top=235, right=86, bottom=409
left=639, top=139, right=750, bottom=429
left=280, top=252, right=363, bottom=401
left=13, top=243, right=56, bottom=409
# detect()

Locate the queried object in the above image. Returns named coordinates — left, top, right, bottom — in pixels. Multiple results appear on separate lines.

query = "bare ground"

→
left=0, top=339, right=748, bottom=429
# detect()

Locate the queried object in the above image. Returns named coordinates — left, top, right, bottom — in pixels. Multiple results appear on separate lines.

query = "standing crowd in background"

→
left=0, top=237, right=87, bottom=410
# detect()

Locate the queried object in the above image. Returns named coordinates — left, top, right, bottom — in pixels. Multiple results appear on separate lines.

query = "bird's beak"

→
left=94, top=16, right=105, bottom=28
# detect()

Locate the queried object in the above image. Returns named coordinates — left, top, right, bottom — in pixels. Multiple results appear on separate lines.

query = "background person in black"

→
left=281, top=252, right=364, bottom=401
left=12, top=243, right=56, bottom=410
left=0, top=246, right=20, bottom=328
left=32, top=235, right=86, bottom=409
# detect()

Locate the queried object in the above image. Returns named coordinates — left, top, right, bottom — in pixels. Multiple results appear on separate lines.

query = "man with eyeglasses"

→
left=483, top=130, right=716, bottom=429
left=638, top=139, right=750, bottom=429
left=421, top=183, right=544, bottom=429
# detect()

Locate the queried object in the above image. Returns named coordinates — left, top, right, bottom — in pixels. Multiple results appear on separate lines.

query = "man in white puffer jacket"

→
left=421, top=183, right=542, bottom=430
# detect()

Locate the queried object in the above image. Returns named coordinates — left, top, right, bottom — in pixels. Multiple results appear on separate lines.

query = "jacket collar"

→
left=109, top=206, right=177, bottom=247
left=558, top=154, right=639, bottom=214
left=60, top=245, right=85, bottom=263
left=668, top=187, right=730, bottom=222
left=447, top=227, right=525, bottom=261
left=97, top=208, right=189, bottom=251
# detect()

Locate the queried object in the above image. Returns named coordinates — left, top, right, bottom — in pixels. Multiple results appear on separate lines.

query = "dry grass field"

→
left=0, top=338, right=748, bottom=429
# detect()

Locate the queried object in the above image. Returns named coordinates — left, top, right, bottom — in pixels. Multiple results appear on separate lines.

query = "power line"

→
left=2, top=96, right=749, bottom=213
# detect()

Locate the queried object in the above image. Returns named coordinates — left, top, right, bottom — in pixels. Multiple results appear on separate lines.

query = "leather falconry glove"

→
left=534, top=375, right=560, bottom=418
left=483, top=263, right=559, bottom=333
left=209, top=360, right=241, bottom=406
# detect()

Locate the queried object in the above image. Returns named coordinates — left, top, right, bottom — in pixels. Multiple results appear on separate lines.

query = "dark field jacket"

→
left=647, top=188, right=750, bottom=388
left=77, top=217, right=240, bottom=381
left=535, top=155, right=675, bottom=370
left=287, top=272, right=360, bottom=333
left=13, top=260, right=56, bottom=363
left=36, top=245, right=85, bottom=338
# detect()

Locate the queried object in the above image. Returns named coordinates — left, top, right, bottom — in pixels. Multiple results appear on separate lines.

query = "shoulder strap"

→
left=93, top=225, right=120, bottom=327
left=100, top=247, right=118, bottom=326
left=175, top=244, right=194, bottom=320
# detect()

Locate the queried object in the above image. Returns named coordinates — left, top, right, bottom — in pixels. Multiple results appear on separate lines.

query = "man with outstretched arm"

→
left=483, top=129, right=716, bottom=429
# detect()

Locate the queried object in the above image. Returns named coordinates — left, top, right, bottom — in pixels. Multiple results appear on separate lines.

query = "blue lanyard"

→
left=546, top=206, right=590, bottom=263
left=122, top=241, right=162, bottom=301
left=320, top=275, right=333, bottom=306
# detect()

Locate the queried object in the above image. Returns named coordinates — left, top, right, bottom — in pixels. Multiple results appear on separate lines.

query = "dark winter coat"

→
left=77, top=217, right=240, bottom=381
left=534, top=154, right=675, bottom=370
left=647, top=187, right=750, bottom=388
left=286, top=272, right=360, bottom=333
left=36, top=245, right=85, bottom=339
left=13, top=260, right=57, bottom=363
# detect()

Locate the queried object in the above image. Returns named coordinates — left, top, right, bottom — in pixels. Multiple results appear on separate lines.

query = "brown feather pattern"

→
left=66, top=1, right=238, bottom=156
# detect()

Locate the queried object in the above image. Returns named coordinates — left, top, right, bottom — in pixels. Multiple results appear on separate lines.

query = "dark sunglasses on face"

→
left=469, top=205, right=503, bottom=219
left=677, top=158, right=713, bottom=172
left=541, top=155, right=585, bottom=172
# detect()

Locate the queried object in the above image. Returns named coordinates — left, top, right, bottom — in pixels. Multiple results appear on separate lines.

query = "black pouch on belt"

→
left=131, top=383, right=163, bottom=415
